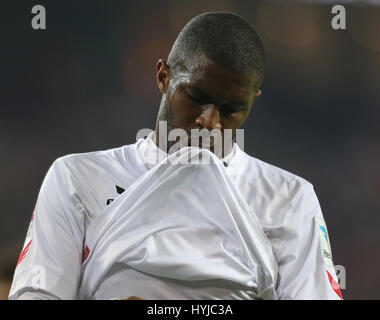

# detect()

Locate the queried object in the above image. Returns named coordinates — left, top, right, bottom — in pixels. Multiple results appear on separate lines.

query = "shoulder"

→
left=40, top=144, right=132, bottom=194
left=54, top=144, right=132, bottom=173
left=237, top=149, right=313, bottom=197
left=47, top=142, right=142, bottom=185
left=40, top=144, right=138, bottom=215
left=234, top=148, right=320, bottom=223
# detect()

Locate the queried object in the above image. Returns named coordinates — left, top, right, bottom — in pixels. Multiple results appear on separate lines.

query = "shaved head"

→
left=167, top=12, right=265, bottom=90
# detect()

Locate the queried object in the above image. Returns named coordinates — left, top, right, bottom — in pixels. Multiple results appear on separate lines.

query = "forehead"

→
left=175, top=61, right=258, bottom=102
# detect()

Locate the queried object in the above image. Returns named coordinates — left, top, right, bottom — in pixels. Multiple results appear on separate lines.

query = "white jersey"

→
left=9, top=132, right=342, bottom=300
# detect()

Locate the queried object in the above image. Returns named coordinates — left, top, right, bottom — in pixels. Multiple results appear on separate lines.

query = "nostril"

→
left=195, top=117, right=204, bottom=129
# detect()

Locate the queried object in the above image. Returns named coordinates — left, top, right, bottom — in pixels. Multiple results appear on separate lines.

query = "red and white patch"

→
left=16, top=209, right=35, bottom=268
left=16, top=239, right=32, bottom=267
left=326, top=270, right=343, bottom=299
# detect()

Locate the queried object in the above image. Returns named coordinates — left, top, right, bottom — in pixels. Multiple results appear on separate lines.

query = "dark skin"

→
left=154, top=58, right=262, bottom=157
left=124, top=59, right=262, bottom=299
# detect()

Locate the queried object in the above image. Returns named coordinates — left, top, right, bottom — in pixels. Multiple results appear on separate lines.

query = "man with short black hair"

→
left=156, top=12, right=264, bottom=156
left=9, top=12, right=342, bottom=300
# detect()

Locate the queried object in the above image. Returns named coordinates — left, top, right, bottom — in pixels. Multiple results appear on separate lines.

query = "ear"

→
left=248, top=90, right=262, bottom=114
left=252, top=89, right=262, bottom=104
left=156, top=59, right=171, bottom=93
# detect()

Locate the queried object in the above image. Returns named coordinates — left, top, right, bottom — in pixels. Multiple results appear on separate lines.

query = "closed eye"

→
left=184, top=90, right=209, bottom=105
left=182, top=86, right=248, bottom=114
left=220, top=104, right=248, bottom=115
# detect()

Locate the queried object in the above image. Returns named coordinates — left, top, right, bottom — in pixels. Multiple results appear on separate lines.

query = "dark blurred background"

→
left=1, top=0, right=379, bottom=299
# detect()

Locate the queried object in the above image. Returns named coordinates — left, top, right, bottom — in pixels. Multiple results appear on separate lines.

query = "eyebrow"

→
left=185, top=85, right=248, bottom=108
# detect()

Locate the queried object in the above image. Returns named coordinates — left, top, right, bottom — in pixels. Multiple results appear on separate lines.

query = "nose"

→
left=195, top=105, right=222, bottom=130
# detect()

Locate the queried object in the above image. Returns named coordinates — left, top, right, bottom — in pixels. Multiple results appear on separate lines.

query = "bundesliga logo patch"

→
left=315, top=217, right=334, bottom=267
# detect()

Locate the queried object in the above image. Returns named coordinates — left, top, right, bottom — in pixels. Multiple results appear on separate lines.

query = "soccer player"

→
left=9, top=12, right=342, bottom=300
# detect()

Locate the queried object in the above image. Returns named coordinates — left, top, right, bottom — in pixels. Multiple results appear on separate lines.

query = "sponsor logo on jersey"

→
left=315, top=217, right=334, bottom=266
left=326, top=270, right=343, bottom=299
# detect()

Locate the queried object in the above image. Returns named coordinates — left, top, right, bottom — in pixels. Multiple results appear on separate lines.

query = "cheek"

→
left=236, top=110, right=251, bottom=127
left=223, top=110, right=251, bottom=129
left=170, top=92, right=201, bottom=127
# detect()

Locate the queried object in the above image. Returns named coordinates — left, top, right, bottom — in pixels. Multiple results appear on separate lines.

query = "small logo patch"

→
left=106, top=185, right=126, bottom=205
left=316, top=217, right=333, bottom=266
left=16, top=239, right=32, bottom=267
left=326, top=270, right=343, bottom=299
left=319, top=225, right=328, bottom=242
left=17, top=209, right=35, bottom=267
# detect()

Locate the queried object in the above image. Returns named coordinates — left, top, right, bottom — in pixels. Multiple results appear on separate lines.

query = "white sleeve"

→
left=8, top=158, right=86, bottom=300
left=17, top=291, right=60, bottom=300
left=275, top=185, right=343, bottom=300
